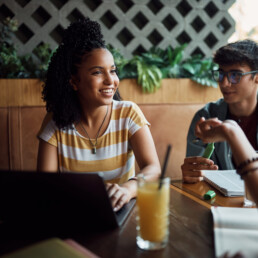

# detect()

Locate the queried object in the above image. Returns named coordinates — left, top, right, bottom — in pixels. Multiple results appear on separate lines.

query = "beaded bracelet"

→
left=236, top=156, right=258, bottom=171
left=239, top=167, right=258, bottom=179
left=128, top=177, right=137, bottom=181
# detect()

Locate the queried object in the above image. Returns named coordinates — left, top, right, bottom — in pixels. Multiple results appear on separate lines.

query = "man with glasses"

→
left=182, top=39, right=258, bottom=183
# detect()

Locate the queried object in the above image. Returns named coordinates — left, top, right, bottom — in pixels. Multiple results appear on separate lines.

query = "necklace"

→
left=80, top=106, right=109, bottom=154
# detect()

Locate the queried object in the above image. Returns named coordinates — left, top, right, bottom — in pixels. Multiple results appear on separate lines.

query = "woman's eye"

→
left=111, top=69, right=117, bottom=74
left=92, top=71, right=102, bottom=75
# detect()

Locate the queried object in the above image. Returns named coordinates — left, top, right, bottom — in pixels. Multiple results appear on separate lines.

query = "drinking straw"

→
left=158, top=144, right=172, bottom=190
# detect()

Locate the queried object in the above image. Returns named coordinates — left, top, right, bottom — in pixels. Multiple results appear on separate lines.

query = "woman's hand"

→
left=195, top=117, right=239, bottom=143
left=181, top=156, right=218, bottom=183
left=106, top=183, right=131, bottom=212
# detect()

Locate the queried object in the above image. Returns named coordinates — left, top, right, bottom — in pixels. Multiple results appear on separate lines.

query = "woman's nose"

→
left=104, top=73, right=113, bottom=85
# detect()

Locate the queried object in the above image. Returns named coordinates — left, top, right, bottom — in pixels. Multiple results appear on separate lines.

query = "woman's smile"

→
left=100, top=88, right=114, bottom=97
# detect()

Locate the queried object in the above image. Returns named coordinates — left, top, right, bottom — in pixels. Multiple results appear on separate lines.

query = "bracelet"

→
left=239, top=167, right=258, bottom=179
left=236, top=156, right=258, bottom=172
left=128, top=177, right=137, bottom=181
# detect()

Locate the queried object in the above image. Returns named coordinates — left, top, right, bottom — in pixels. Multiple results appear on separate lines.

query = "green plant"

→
left=180, top=54, right=218, bottom=87
left=1, top=17, right=218, bottom=91
left=108, top=44, right=218, bottom=93
left=0, top=17, right=53, bottom=80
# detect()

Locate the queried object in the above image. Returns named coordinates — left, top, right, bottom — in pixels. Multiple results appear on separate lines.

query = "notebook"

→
left=2, top=238, right=99, bottom=258
left=0, top=170, right=136, bottom=233
left=202, top=170, right=244, bottom=197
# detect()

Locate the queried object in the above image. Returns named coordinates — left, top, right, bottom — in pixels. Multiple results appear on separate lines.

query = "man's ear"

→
left=69, top=77, right=78, bottom=91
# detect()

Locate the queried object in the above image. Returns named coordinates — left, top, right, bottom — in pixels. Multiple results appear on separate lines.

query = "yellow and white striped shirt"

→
left=38, top=100, right=149, bottom=184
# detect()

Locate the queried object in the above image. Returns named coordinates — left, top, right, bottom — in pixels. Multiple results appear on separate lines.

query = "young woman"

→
left=37, top=18, right=161, bottom=212
left=195, top=117, right=258, bottom=205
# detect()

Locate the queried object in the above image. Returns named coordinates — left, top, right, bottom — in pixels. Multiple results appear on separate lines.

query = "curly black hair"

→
left=214, top=39, right=258, bottom=70
left=43, top=18, right=121, bottom=128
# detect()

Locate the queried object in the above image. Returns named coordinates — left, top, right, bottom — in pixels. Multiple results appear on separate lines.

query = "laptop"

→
left=0, top=170, right=136, bottom=234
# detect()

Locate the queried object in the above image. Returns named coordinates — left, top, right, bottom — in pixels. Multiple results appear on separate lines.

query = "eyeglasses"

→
left=212, top=70, right=258, bottom=84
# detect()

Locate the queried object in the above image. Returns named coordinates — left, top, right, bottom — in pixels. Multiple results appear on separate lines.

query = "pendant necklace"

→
left=80, top=106, right=109, bottom=154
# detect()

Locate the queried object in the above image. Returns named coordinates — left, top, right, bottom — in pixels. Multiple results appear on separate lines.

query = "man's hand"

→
left=106, top=183, right=131, bottom=212
left=181, top=156, right=218, bottom=183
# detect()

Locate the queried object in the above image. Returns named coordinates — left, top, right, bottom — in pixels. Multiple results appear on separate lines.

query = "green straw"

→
left=158, top=144, right=172, bottom=190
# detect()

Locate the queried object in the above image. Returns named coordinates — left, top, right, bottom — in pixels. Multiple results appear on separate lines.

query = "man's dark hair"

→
left=214, top=39, right=258, bottom=71
left=42, top=18, right=120, bottom=128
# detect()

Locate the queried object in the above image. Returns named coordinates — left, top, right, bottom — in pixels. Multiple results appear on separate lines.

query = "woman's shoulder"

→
left=41, top=112, right=55, bottom=128
left=40, top=112, right=74, bottom=133
left=112, top=100, right=146, bottom=124
left=112, top=100, right=137, bottom=109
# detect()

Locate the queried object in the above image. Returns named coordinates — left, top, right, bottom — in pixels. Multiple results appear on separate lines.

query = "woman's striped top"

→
left=38, top=100, right=149, bottom=184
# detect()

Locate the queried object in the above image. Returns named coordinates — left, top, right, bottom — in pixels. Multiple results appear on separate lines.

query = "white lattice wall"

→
left=0, top=0, right=236, bottom=58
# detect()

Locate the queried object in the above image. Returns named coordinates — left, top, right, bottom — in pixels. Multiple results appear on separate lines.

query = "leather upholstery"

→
left=0, top=107, right=46, bottom=171
left=139, top=104, right=204, bottom=179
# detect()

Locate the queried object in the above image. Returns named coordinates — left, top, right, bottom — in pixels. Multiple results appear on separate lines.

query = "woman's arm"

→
left=37, top=139, right=59, bottom=172
left=195, top=118, right=258, bottom=205
left=106, top=125, right=161, bottom=211
left=195, top=118, right=256, bottom=164
left=130, top=125, right=161, bottom=181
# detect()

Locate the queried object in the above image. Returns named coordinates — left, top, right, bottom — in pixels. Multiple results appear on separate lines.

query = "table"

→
left=0, top=180, right=243, bottom=258
left=172, top=180, right=245, bottom=208
left=75, top=183, right=215, bottom=258
left=0, top=181, right=213, bottom=257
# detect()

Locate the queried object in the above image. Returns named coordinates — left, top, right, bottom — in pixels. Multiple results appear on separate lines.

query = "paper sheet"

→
left=211, top=207, right=258, bottom=258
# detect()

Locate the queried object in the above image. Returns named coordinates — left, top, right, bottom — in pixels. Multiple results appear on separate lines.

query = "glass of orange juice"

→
left=136, top=175, right=170, bottom=250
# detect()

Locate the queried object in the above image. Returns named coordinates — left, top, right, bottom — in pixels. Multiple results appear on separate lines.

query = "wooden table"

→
left=71, top=183, right=216, bottom=258
left=0, top=180, right=245, bottom=257
left=172, top=180, right=245, bottom=207
left=0, top=182, right=215, bottom=257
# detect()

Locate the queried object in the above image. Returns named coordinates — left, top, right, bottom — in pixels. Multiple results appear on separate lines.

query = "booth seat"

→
left=0, top=79, right=217, bottom=179
left=0, top=106, right=46, bottom=171
left=0, top=103, right=203, bottom=179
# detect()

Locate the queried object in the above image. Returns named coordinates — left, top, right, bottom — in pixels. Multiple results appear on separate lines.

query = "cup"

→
left=243, top=181, right=256, bottom=207
left=136, top=175, right=170, bottom=250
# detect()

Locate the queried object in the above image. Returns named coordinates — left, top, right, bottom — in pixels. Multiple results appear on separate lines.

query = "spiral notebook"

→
left=202, top=170, right=244, bottom=197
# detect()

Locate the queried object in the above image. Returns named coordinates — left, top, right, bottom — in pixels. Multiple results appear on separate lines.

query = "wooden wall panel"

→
left=0, top=79, right=44, bottom=107
left=0, top=79, right=222, bottom=107
left=119, top=78, right=222, bottom=104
